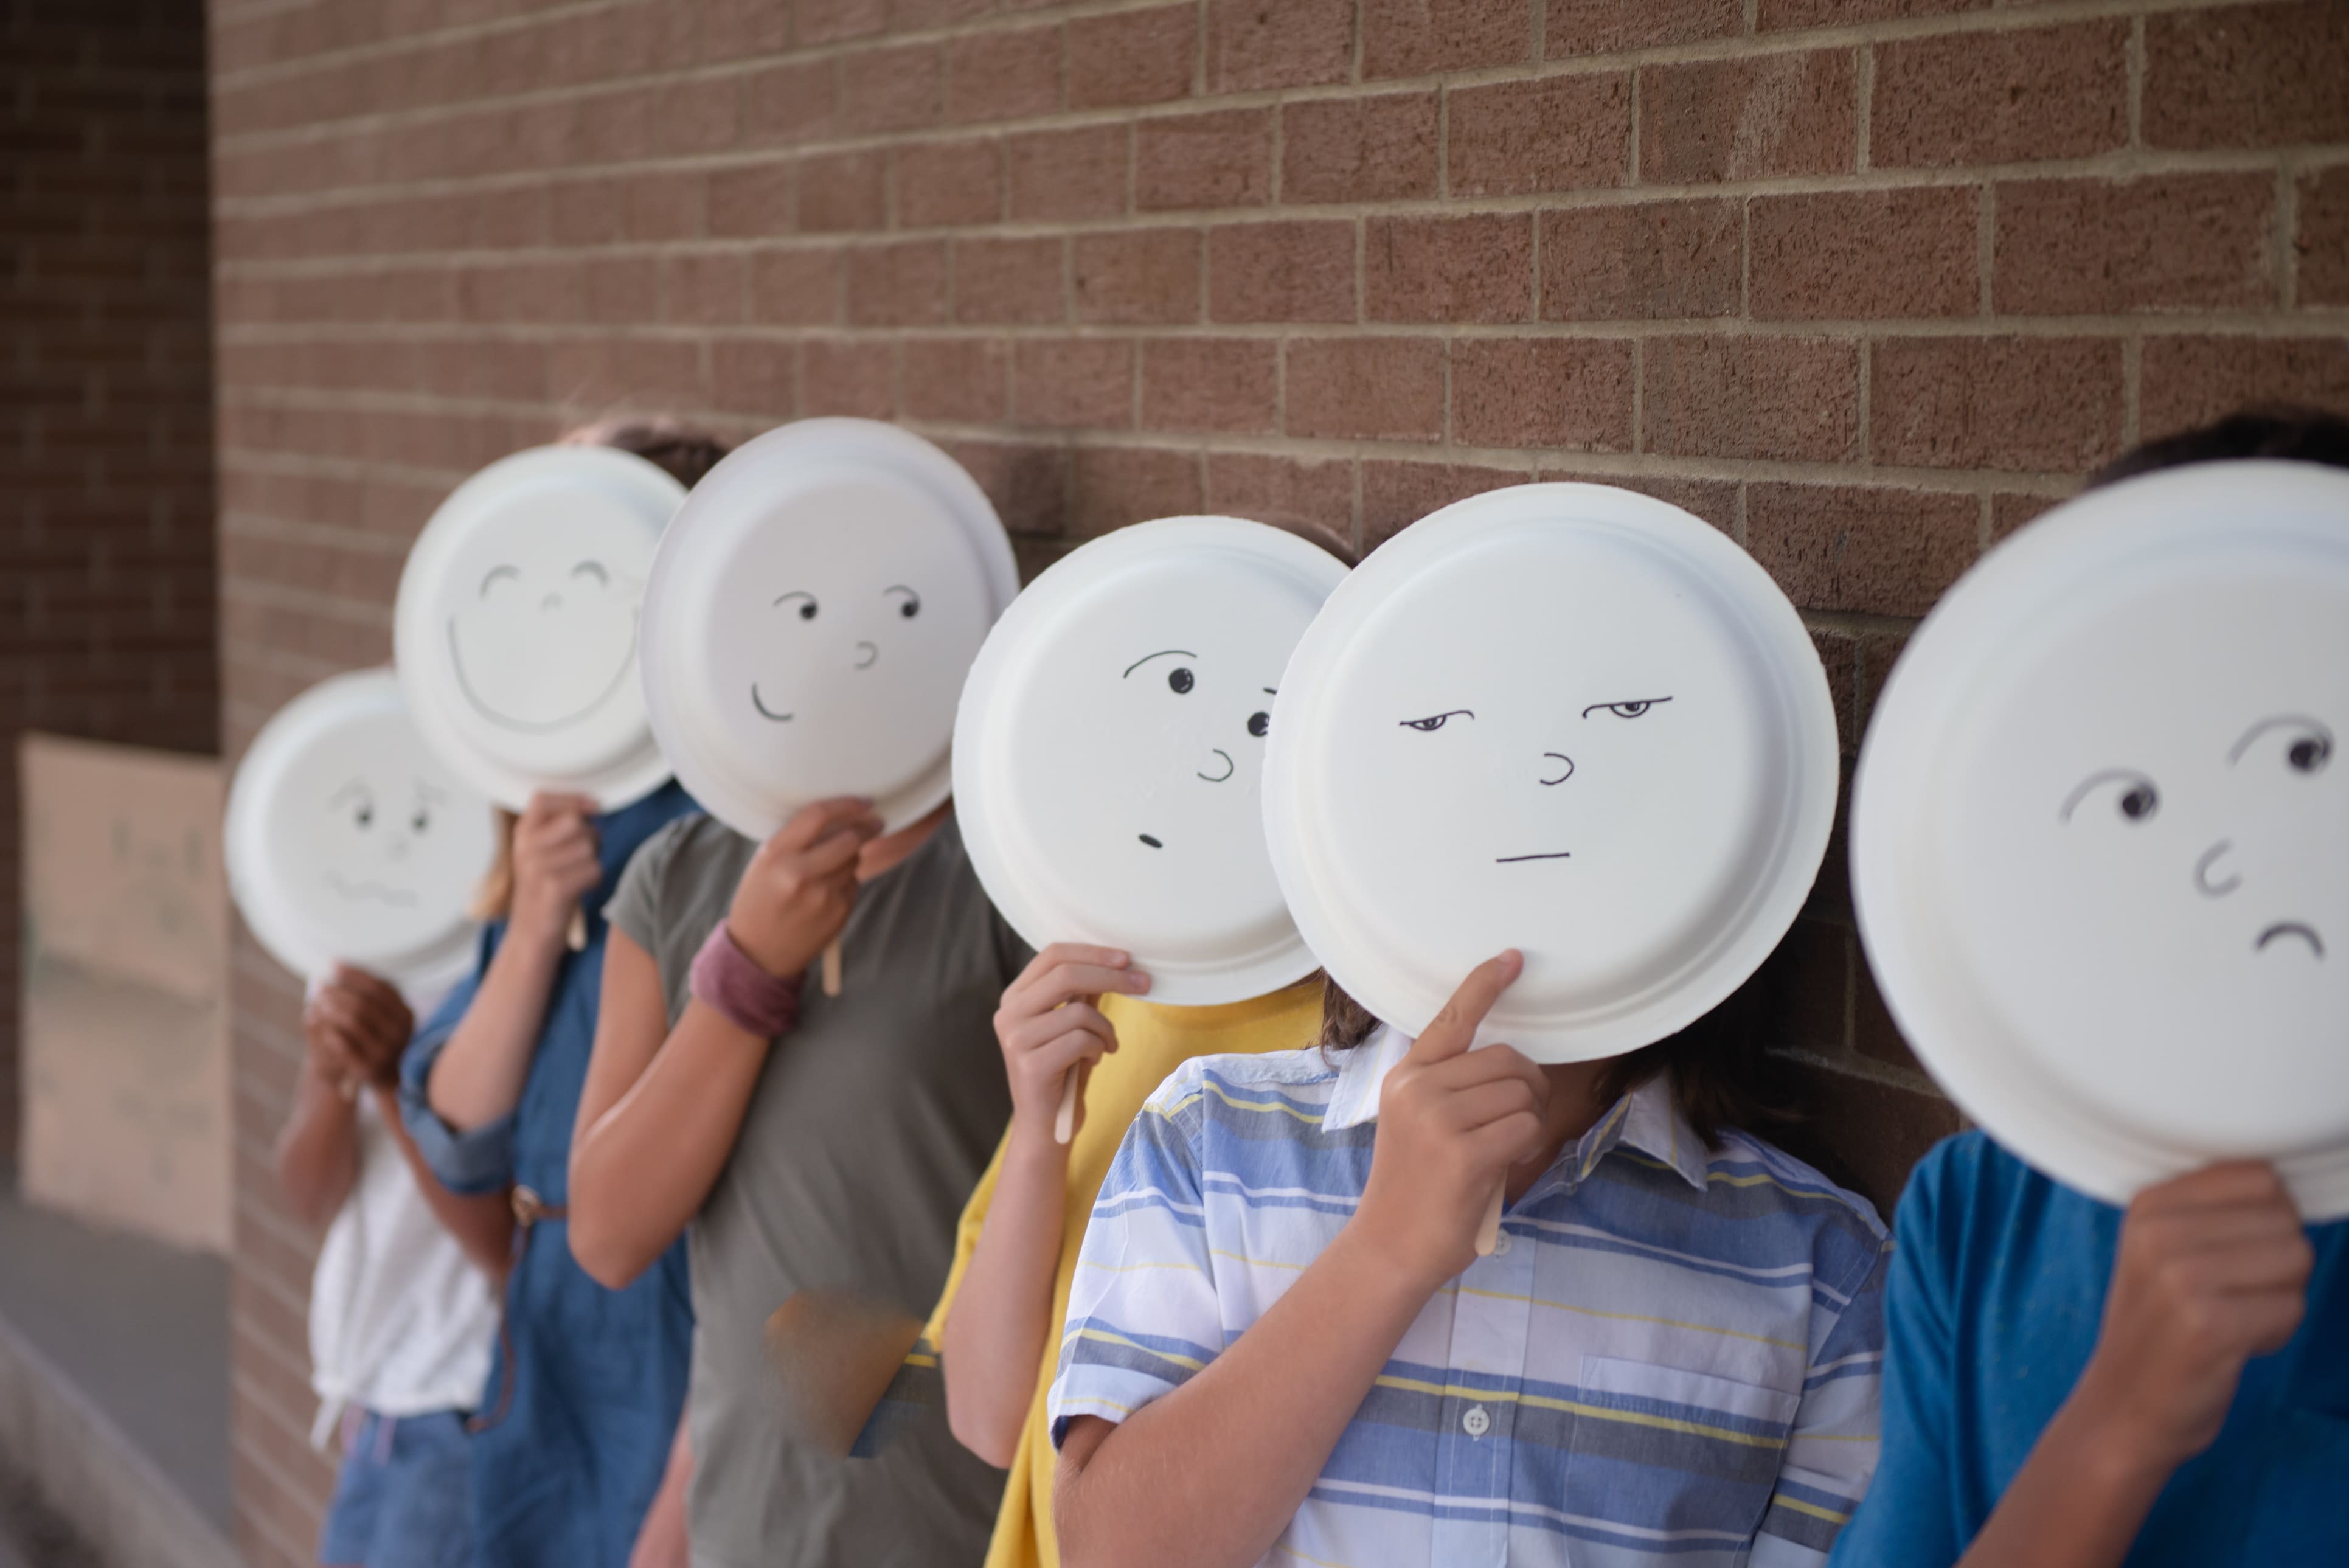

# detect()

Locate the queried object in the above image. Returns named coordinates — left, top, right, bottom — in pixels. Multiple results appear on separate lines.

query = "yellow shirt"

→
left=920, top=981, right=1324, bottom=1568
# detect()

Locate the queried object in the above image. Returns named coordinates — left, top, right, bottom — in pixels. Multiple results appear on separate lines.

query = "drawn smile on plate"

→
left=2255, top=921, right=2325, bottom=958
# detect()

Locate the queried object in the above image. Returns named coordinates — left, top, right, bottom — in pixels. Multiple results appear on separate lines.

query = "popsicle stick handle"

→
left=1474, top=1185, right=1505, bottom=1257
left=1053, top=1069, right=1081, bottom=1145
left=821, top=939, right=843, bottom=997
left=566, top=906, right=588, bottom=952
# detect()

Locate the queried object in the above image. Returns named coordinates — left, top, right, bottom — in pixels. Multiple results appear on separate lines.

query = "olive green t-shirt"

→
left=605, top=811, right=1027, bottom=1568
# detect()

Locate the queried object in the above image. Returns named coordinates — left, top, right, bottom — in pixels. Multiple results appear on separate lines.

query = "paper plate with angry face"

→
left=1855, top=459, right=2349, bottom=1216
left=956, top=516, right=1348, bottom=1005
left=394, top=445, right=686, bottom=810
left=640, top=420, right=1019, bottom=838
left=226, top=668, right=499, bottom=993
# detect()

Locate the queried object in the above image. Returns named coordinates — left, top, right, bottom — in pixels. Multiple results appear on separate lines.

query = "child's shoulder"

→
left=1704, top=1125, right=1893, bottom=1247
left=1139, top=1046, right=1341, bottom=1115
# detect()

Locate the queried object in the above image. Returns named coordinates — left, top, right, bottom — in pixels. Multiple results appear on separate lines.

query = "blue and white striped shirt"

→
left=1048, top=1029, right=1891, bottom=1567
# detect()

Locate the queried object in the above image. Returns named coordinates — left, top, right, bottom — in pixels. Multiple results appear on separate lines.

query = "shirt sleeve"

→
left=1822, top=1143, right=1965, bottom=1568
left=603, top=818, right=684, bottom=990
left=394, top=932, right=515, bottom=1197
left=1046, top=1060, right=1220, bottom=1446
left=1754, top=1219, right=1892, bottom=1567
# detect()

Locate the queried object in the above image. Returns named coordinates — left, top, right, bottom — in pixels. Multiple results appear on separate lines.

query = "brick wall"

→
left=3, top=3, right=220, bottom=1171
left=207, top=0, right=2349, bottom=1559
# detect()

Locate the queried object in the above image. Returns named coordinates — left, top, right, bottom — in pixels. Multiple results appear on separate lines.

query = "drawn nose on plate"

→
left=1197, top=749, right=1234, bottom=783
left=541, top=593, right=563, bottom=611
left=853, top=641, right=878, bottom=669
left=2194, top=839, right=2241, bottom=898
left=1540, top=753, right=1574, bottom=786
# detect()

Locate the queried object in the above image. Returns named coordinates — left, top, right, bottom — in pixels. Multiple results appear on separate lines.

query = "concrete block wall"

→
left=206, top=0, right=2349, bottom=1559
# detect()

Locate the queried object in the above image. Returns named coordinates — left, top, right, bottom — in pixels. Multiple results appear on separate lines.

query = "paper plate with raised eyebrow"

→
left=1853, top=460, right=2349, bottom=1218
left=394, top=445, right=686, bottom=811
left=956, top=516, right=1348, bottom=1006
left=1263, top=484, right=1837, bottom=1063
left=640, top=419, right=1019, bottom=838
left=226, top=668, right=499, bottom=994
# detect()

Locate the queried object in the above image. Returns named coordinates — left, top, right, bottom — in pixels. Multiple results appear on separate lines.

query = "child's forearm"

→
left=1955, top=1389, right=2171, bottom=1568
left=941, top=1131, right=1070, bottom=1465
left=373, top=1087, right=513, bottom=1282
left=426, top=916, right=566, bottom=1131
left=1056, top=1224, right=1435, bottom=1568
left=275, top=1056, right=361, bottom=1226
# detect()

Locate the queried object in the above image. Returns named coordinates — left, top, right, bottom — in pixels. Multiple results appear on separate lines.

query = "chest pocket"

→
left=1560, top=1357, right=1798, bottom=1552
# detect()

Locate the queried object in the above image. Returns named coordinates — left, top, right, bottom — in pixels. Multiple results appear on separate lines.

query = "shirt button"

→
left=1462, top=1406, right=1491, bottom=1438
left=1491, top=1233, right=1513, bottom=1257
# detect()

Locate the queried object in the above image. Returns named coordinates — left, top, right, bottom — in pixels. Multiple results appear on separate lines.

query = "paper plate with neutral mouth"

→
left=226, top=668, right=499, bottom=994
left=394, top=445, right=685, bottom=811
left=1854, top=460, right=2349, bottom=1217
left=1263, top=484, right=1837, bottom=1062
left=956, top=516, right=1348, bottom=1005
left=640, top=419, right=1019, bottom=839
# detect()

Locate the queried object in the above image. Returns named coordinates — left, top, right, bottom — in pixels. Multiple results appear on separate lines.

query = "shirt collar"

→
left=1322, top=1023, right=1709, bottom=1193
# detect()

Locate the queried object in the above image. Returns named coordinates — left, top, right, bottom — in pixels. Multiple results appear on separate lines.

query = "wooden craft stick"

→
left=1053, top=1068, right=1081, bottom=1145
left=1474, top=1185, right=1505, bottom=1257
left=566, top=906, right=588, bottom=952
left=821, top=938, right=843, bottom=997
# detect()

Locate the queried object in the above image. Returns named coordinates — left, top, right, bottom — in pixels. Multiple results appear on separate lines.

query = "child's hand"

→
left=510, top=791, right=602, bottom=943
left=726, top=798, right=883, bottom=981
left=1351, top=951, right=1548, bottom=1291
left=304, top=963, right=416, bottom=1090
left=2071, top=1161, right=2313, bottom=1472
left=992, top=944, right=1150, bottom=1147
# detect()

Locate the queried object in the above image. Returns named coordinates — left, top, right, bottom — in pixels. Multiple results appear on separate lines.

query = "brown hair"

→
left=2086, top=404, right=2349, bottom=490
left=464, top=417, right=730, bottom=922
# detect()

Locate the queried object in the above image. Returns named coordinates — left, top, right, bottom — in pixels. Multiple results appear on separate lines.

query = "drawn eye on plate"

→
left=1400, top=710, right=1473, bottom=733
left=1581, top=696, right=1673, bottom=720
left=571, top=560, right=609, bottom=585
left=479, top=565, right=520, bottom=597
left=2227, top=715, right=2334, bottom=775
left=2060, top=768, right=2160, bottom=825
left=884, top=584, right=921, bottom=619
left=775, top=589, right=818, bottom=622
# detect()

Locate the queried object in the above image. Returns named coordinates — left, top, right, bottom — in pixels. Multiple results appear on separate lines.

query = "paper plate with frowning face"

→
left=1855, top=460, right=2349, bottom=1216
left=640, top=420, right=1019, bottom=838
left=226, top=668, right=498, bottom=993
left=1264, top=484, right=1838, bottom=1060
left=956, top=517, right=1348, bottom=1005
left=394, top=446, right=686, bottom=811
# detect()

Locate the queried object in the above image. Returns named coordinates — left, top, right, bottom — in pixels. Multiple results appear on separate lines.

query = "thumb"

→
left=1409, top=951, right=1523, bottom=1064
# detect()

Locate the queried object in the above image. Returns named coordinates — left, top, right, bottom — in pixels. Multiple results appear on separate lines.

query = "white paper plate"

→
left=956, top=517, right=1347, bottom=1005
left=1264, top=484, right=1837, bottom=1061
left=641, top=419, right=1018, bottom=838
left=226, top=668, right=499, bottom=994
left=394, top=446, right=686, bottom=811
left=1854, top=460, right=2349, bottom=1216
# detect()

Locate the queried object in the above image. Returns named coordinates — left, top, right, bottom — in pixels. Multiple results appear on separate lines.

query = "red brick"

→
left=798, top=0, right=887, bottom=45
left=1640, top=50, right=1857, bottom=183
left=845, top=240, right=949, bottom=326
left=1068, top=5, right=1196, bottom=109
left=1137, top=109, right=1274, bottom=212
left=1991, top=493, right=2062, bottom=543
left=1854, top=959, right=1923, bottom=1075
left=1643, top=336, right=1861, bottom=463
left=903, top=338, right=1010, bottom=425
left=1209, top=221, right=1357, bottom=324
left=751, top=248, right=843, bottom=325
left=1540, top=201, right=1740, bottom=322
left=1749, top=187, right=1979, bottom=321
left=1366, top=213, right=1533, bottom=323
left=2139, top=336, right=2349, bottom=442
left=1760, top=0, right=1981, bottom=26
left=1545, top=0, right=1740, bottom=57
left=712, top=340, right=798, bottom=417
left=706, top=164, right=795, bottom=240
left=1140, top=338, right=1279, bottom=434
left=1994, top=174, right=2276, bottom=315
left=1070, top=447, right=1204, bottom=535
left=1767, top=912, right=1851, bottom=1045
left=1362, top=459, right=1527, bottom=546
left=1074, top=229, right=1201, bottom=324
left=653, top=74, right=742, bottom=154
left=1205, top=453, right=1357, bottom=537
left=953, top=235, right=1066, bottom=324
left=1446, top=74, right=1631, bottom=198
left=1871, top=337, right=2125, bottom=473
left=661, top=253, right=746, bottom=324
left=802, top=339, right=895, bottom=418
left=837, top=42, right=942, bottom=134
left=896, top=141, right=1001, bottom=229
left=2299, top=167, right=2349, bottom=306
left=1746, top=482, right=1977, bottom=617
left=951, top=439, right=1070, bottom=538
left=2145, top=2, right=2349, bottom=150
left=1787, top=1062, right=1959, bottom=1218
left=1207, top=0, right=1353, bottom=92
left=945, top=25, right=1061, bottom=125
left=1286, top=338, right=1447, bottom=442
left=741, top=60, right=837, bottom=147
left=1282, top=94, right=1439, bottom=206
left=796, top=149, right=886, bottom=233
left=1007, top=125, right=1130, bottom=221
left=896, top=0, right=994, bottom=24
left=1013, top=338, right=1135, bottom=427
left=1873, top=21, right=2129, bottom=169
left=1362, top=0, right=1533, bottom=79
left=1452, top=338, right=1635, bottom=453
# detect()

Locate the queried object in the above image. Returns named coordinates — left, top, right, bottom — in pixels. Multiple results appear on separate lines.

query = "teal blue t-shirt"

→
left=1833, top=1132, right=2349, bottom=1566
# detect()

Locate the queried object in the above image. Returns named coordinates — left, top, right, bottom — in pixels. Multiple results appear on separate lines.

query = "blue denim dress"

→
left=398, top=783, right=700, bottom=1568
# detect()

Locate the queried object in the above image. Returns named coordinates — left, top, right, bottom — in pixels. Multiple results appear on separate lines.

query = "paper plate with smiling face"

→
left=1855, top=460, right=2349, bottom=1216
left=956, top=517, right=1348, bottom=1005
left=1264, top=484, right=1838, bottom=1061
left=226, top=668, right=499, bottom=993
left=394, top=446, right=686, bottom=810
left=640, top=419, right=1019, bottom=838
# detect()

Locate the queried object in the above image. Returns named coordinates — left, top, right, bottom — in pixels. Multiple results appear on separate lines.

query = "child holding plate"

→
left=1048, top=487, right=1891, bottom=1568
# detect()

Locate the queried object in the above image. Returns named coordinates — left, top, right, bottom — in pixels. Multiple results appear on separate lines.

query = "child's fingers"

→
left=2134, top=1160, right=2294, bottom=1216
left=1466, top=1110, right=1549, bottom=1169
left=1409, top=951, right=1524, bottom=1065
left=1031, top=1027, right=1112, bottom=1079
left=1434, top=1076, right=1545, bottom=1134
left=1013, top=962, right=1150, bottom=1013
left=772, top=798, right=881, bottom=854
left=1007, top=1002, right=1116, bottom=1059
left=1030, top=943, right=1131, bottom=973
left=794, top=824, right=875, bottom=878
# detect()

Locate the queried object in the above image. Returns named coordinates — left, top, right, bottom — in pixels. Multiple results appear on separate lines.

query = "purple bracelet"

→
left=689, top=921, right=803, bottom=1039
